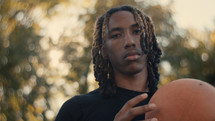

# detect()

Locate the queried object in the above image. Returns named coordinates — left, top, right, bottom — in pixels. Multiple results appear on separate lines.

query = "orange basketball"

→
left=145, top=78, right=215, bottom=121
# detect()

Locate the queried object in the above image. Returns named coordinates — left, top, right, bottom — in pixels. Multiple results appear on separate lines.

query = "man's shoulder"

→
left=56, top=89, right=101, bottom=121
left=77, top=88, right=100, bottom=99
left=82, top=88, right=100, bottom=97
left=66, top=88, right=101, bottom=105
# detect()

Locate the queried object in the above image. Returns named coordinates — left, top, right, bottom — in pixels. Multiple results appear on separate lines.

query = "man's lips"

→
left=124, top=51, right=141, bottom=61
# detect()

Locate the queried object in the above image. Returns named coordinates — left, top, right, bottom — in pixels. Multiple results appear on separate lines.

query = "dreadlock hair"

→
left=92, top=5, right=162, bottom=97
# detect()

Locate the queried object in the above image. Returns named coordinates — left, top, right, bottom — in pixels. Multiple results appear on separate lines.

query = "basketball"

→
left=145, top=78, right=215, bottom=121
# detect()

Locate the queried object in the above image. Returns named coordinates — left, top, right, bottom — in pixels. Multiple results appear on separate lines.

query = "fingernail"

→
left=152, top=118, right=157, bottom=121
left=141, top=93, right=148, bottom=98
left=149, top=103, right=156, bottom=108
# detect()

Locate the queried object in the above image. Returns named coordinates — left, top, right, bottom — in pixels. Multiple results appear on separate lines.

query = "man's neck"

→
left=114, top=67, right=148, bottom=92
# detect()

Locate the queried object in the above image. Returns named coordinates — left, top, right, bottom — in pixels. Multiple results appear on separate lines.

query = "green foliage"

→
left=0, top=0, right=214, bottom=121
left=162, top=28, right=215, bottom=85
left=0, top=0, right=62, bottom=121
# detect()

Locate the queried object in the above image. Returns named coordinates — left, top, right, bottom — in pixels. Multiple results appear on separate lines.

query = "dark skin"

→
left=103, top=11, right=157, bottom=121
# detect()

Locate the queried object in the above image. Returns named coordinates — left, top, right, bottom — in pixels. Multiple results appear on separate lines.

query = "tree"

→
left=0, top=0, right=66, bottom=120
left=162, top=27, right=215, bottom=86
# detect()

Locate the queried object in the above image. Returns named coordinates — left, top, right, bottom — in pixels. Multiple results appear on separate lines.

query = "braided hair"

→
left=92, top=5, right=162, bottom=97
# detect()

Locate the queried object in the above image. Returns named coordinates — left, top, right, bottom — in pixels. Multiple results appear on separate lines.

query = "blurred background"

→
left=0, top=0, right=215, bottom=120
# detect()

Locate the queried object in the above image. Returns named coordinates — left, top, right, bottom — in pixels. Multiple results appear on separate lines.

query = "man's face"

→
left=104, top=10, right=147, bottom=75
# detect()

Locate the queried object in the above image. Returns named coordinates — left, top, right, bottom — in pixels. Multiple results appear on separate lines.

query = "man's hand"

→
left=113, top=93, right=157, bottom=121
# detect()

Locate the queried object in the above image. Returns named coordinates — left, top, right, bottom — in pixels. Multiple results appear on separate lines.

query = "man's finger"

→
left=123, top=93, right=148, bottom=109
left=128, top=103, right=156, bottom=117
left=114, top=93, right=150, bottom=121
left=140, top=117, right=158, bottom=121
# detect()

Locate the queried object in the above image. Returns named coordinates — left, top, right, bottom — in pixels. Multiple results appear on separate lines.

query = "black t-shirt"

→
left=55, top=87, right=152, bottom=121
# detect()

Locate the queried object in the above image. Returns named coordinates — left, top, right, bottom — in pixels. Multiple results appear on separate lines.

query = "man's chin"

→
left=123, top=67, right=144, bottom=75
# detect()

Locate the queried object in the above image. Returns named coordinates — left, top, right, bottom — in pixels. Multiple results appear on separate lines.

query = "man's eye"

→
left=111, top=34, right=121, bottom=39
left=133, top=29, right=141, bottom=34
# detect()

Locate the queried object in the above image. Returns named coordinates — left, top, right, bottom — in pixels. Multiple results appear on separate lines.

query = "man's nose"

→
left=124, top=32, right=136, bottom=49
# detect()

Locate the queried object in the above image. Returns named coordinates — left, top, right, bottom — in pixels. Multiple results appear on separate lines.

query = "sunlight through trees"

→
left=0, top=0, right=214, bottom=121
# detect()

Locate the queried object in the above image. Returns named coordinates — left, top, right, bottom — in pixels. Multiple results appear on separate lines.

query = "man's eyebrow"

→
left=108, top=24, right=139, bottom=34
left=108, top=27, right=123, bottom=34
left=131, top=24, right=139, bottom=28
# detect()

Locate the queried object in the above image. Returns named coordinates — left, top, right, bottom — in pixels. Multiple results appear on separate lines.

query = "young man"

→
left=55, top=5, right=162, bottom=121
